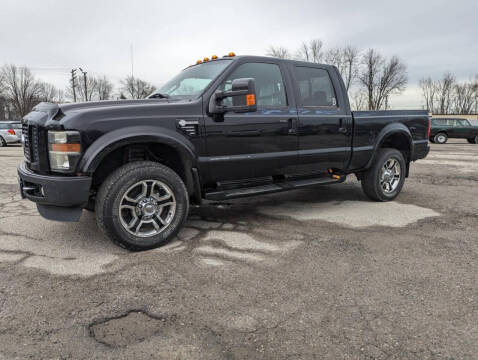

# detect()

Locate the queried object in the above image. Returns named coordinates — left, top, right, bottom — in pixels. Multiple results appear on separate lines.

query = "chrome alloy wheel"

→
left=119, top=180, right=176, bottom=237
left=380, top=158, right=401, bottom=194
left=436, top=134, right=446, bottom=143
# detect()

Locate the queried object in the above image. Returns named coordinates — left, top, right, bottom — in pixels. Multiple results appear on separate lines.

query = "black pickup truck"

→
left=18, top=54, right=430, bottom=250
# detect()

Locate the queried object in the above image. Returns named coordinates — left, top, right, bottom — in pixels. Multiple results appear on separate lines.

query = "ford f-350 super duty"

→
left=18, top=54, right=430, bottom=250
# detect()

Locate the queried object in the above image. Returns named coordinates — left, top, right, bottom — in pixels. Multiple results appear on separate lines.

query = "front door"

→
left=290, top=65, right=351, bottom=174
left=203, top=61, right=298, bottom=182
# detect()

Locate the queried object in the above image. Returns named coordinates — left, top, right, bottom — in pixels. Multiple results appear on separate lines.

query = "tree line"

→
left=1, top=42, right=477, bottom=119
left=419, top=73, right=478, bottom=115
left=267, top=40, right=407, bottom=111
left=0, top=64, right=156, bottom=119
left=267, top=39, right=477, bottom=113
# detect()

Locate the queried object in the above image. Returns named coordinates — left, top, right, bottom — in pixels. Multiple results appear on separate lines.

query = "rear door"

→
left=453, top=119, right=472, bottom=138
left=203, top=61, right=298, bottom=182
left=290, top=65, right=351, bottom=174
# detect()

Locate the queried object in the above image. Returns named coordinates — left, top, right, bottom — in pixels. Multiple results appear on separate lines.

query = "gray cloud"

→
left=1, top=0, right=476, bottom=108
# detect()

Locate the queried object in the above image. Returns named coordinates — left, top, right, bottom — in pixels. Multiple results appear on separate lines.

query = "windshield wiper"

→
left=149, top=92, right=170, bottom=99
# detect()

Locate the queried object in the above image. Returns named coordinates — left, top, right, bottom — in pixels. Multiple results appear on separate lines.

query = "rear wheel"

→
left=361, top=148, right=406, bottom=202
left=467, top=135, right=478, bottom=144
left=434, top=133, right=447, bottom=144
left=95, top=161, right=189, bottom=251
left=0, top=137, right=7, bottom=147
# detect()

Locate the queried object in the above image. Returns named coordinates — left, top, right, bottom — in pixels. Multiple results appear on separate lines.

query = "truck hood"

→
left=25, top=98, right=198, bottom=130
left=58, top=98, right=173, bottom=114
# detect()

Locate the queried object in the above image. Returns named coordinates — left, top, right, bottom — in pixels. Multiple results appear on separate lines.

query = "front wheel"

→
left=361, top=148, right=406, bottom=202
left=434, top=133, right=448, bottom=144
left=95, top=161, right=189, bottom=251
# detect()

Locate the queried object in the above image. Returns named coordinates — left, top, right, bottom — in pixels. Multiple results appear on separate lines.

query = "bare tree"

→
left=296, top=39, right=324, bottom=63
left=420, top=73, right=477, bottom=114
left=341, top=46, right=360, bottom=91
left=453, top=79, right=477, bottom=114
left=419, top=77, right=437, bottom=112
left=358, top=49, right=408, bottom=110
left=38, top=82, right=58, bottom=102
left=266, top=46, right=292, bottom=59
left=96, top=76, right=114, bottom=100
left=323, top=46, right=359, bottom=91
left=76, top=76, right=98, bottom=102
left=120, top=76, right=155, bottom=99
left=1, top=64, right=41, bottom=117
left=350, top=90, right=367, bottom=111
left=435, top=72, right=455, bottom=114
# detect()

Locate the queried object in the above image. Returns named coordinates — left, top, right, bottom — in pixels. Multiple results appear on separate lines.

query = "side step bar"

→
left=204, top=175, right=346, bottom=201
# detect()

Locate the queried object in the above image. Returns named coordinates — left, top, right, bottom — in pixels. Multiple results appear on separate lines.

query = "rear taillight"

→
left=427, top=119, right=431, bottom=139
left=8, top=129, right=15, bottom=135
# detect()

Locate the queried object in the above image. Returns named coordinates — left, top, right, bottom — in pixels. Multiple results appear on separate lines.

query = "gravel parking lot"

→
left=0, top=141, right=477, bottom=359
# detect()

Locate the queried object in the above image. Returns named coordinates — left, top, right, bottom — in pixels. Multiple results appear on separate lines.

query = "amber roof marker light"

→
left=211, top=55, right=218, bottom=60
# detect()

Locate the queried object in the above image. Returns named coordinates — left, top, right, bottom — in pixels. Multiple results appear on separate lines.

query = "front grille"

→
left=22, top=123, right=40, bottom=163
left=22, top=123, right=31, bottom=162
left=31, top=125, right=39, bottom=162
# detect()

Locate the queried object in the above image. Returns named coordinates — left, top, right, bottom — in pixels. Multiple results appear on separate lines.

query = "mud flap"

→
left=37, top=204, right=83, bottom=222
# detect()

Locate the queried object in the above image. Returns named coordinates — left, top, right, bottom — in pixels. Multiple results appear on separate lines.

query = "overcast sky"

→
left=1, top=0, right=476, bottom=108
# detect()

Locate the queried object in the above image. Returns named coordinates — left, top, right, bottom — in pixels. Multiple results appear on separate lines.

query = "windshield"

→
left=150, top=59, right=232, bottom=100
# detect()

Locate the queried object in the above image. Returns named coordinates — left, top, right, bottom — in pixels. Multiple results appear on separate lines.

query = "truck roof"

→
left=189, top=55, right=337, bottom=71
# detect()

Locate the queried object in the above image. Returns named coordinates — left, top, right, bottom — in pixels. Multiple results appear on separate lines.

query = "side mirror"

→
left=209, top=78, right=257, bottom=116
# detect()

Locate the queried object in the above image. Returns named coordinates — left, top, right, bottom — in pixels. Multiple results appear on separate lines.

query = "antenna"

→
left=130, top=44, right=134, bottom=78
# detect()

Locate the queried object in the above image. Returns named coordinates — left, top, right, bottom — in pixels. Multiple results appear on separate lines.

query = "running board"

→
left=204, top=175, right=346, bottom=201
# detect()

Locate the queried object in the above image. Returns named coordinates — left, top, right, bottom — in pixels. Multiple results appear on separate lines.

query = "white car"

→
left=0, top=122, right=22, bottom=146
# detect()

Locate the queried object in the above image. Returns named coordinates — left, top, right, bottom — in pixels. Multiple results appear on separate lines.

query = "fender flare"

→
left=365, top=122, right=413, bottom=169
left=78, top=125, right=197, bottom=174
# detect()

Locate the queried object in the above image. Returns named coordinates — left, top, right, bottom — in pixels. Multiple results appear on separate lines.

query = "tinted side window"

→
left=294, top=67, right=337, bottom=107
left=0, top=124, right=8, bottom=129
left=432, top=119, right=446, bottom=125
left=221, top=63, right=287, bottom=107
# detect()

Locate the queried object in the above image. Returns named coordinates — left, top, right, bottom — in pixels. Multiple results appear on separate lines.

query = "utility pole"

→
left=70, top=69, right=77, bottom=102
left=79, top=68, right=88, bottom=101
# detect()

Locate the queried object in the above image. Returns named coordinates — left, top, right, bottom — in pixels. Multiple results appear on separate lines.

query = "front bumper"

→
left=18, top=161, right=91, bottom=221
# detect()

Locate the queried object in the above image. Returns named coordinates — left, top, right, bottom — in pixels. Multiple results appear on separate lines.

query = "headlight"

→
left=48, top=131, right=82, bottom=173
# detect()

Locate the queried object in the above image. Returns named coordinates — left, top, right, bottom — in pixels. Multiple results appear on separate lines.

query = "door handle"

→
left=287, top=118, right=297, bottom=135
left=338, top=119, right=347, bottom=134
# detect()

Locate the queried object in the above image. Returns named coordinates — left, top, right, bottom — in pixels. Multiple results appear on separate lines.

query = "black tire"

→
left=95, top=161, right=189, bottom=251
left=0, top=137, right=7, bottom=147
left=434, top=133, right=447, bottom=144
left=429, top=137, right=435, bottom=143
left=467, top=138, right=474, bottom=144
left=361, top=148, right=406, bottom=202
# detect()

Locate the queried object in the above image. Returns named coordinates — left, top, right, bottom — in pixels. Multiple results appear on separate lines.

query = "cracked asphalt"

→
left=0, top=141, right=477, bottom=359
